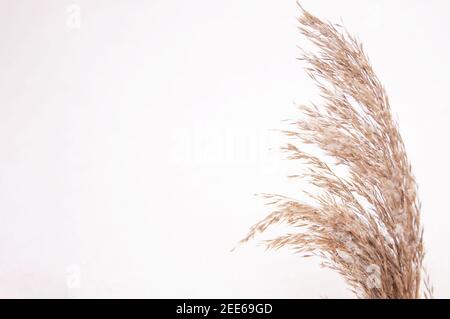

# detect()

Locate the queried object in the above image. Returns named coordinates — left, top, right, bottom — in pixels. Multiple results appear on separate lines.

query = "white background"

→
left=0, top=0, right=449, bottom=298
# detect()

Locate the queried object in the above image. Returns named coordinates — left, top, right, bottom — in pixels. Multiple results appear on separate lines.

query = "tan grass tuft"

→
left=241, top=4, right=432, bottom=299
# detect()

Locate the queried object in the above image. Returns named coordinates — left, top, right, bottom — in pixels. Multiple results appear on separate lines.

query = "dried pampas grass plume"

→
left=240, top=5, right=432, bottom=299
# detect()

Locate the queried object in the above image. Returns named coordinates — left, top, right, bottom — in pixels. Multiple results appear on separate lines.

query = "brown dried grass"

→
left=240, top=4, right=432, bottom=299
